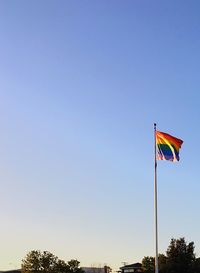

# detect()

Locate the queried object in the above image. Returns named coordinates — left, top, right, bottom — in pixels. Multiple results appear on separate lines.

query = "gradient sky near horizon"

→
left=1, top=0, right=200, bottom=271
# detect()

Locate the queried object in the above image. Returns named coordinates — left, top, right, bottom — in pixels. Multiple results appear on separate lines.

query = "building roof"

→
left=120, top=263, right=142, bottom=269
left=2, top=271, right=21, bottom=273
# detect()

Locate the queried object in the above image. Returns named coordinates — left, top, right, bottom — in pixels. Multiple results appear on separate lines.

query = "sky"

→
left=1, top=0, right=200, bottom=271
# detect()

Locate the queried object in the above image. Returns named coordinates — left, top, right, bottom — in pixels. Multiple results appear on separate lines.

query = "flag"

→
left=156, top=131, right=183, bottom=162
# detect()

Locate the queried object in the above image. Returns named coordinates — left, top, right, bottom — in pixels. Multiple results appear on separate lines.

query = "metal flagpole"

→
left=154, top=123, right=159, bottom=273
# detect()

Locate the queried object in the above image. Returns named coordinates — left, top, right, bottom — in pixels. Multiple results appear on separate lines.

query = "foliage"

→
left=142, top=254, right=167, bottom=273
left=21, top=250, right=83, bottom=273
left=193, top=257, right=200, bottom=273
left=158, top=254, right=167, bottom=273
left=67, top=259, right=84, bottom=273
left=166, top=237, right=195, bottom=273
left=142, top=237, right=197, bottom=273
left=142, top=256, right=154, bottom=273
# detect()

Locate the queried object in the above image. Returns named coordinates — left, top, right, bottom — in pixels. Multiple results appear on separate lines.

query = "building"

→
left=82, top=266, right=112, bottom=273
left=120, top=263, right=143, bottom=273
left=1, top=271, right=21, bottom=273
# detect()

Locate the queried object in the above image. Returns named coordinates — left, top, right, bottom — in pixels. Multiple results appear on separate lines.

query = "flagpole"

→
left=154, top=123, right=159, bottom=273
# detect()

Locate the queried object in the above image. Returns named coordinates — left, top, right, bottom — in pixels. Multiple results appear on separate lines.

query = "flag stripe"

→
left=157, top=144, right=179, bottom=161
left=156, top=131, right=183, bottom=162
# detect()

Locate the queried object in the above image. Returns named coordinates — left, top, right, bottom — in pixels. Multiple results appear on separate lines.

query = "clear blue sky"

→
left=1, top=0, right=200, bottom=270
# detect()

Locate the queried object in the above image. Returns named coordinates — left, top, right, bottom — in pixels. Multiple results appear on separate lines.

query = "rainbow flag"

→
left=156, top=131, right=183, bottom=162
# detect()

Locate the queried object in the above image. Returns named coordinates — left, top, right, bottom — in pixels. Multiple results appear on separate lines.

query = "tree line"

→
left=21, top=250, right=84, bottom=273
left=142, top=237, right=200, bottom=273
left=21, top=237, right=200, bottom=273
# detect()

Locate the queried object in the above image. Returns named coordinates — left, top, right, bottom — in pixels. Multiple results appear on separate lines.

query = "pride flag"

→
left=156, top=131, right=183, bottom=162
